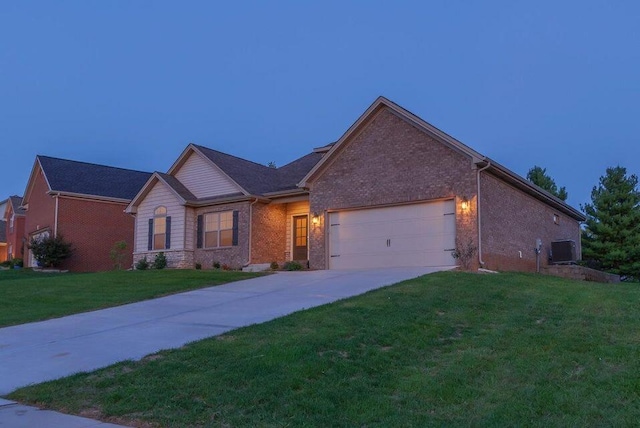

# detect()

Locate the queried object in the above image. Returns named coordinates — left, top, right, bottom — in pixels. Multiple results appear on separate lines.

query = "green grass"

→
left=0, top=269, right=261, bottom=327
left=9, top=271, right=640, bottom=427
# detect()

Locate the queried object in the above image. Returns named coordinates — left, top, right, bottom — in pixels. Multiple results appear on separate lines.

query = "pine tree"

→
left=526, top=165, right=568, bottom=201
left=581, top=166, right=640, bottom=280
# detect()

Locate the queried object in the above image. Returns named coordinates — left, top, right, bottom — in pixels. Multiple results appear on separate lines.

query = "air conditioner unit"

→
left=550, top=240, right=577, bottom=264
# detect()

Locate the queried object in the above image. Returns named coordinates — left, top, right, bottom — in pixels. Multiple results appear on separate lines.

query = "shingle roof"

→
left=9, top=196, right=25, bottom=215
left=156, top=173, right=197, bottom=201
left=0, top=220, right=6, bottom=243
left=193, top=144, right=323, bottom=195
left=274, top=152, right=324, bottom=192
left=38, top=156, right=152, bottom=200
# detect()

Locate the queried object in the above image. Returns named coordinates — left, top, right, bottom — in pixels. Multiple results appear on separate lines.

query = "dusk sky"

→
left=1, top=2, right=639, bottom=210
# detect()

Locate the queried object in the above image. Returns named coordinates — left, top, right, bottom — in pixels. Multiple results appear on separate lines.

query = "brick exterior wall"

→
left=56, top=196, right=135, bottom=272
left=308, top=107, right=478, bottom=269
left=251, top=202, right=287, bottom=264
left=24, top=169, right=56, bottom=235
left=480, top=172, right=582, bottom=272
left=24, top=168, right=56, bottom=267
left=6, top=208, right=26, bottom=261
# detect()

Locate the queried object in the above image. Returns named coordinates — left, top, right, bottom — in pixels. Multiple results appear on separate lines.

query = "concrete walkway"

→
left=0, top=267, right=446, bottom=426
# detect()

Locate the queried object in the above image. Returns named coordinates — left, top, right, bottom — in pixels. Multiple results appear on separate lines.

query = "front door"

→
left=292, top=215, right=308, bottom=260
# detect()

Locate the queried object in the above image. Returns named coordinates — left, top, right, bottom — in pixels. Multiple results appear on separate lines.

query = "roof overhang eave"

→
left=480, top=159, right=586, bottom=221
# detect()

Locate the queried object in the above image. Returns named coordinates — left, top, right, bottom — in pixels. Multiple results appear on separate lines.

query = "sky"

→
left=1, top=1, right=639, bottom=210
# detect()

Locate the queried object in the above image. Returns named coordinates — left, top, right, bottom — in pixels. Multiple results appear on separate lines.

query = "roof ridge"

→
left=37, top=155, right=151, bottom=174
left=193, top=144, right=276, bottom=171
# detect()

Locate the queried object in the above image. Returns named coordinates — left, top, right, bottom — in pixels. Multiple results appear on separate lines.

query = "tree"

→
left=28, top=235, right=73, bottom=268
left=581, top=166, right=640, bottom=280
left=526, top=165, right=568, bottom=201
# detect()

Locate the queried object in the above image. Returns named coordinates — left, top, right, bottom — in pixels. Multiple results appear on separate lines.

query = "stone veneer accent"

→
left=133, top=250, right=194, bottom=269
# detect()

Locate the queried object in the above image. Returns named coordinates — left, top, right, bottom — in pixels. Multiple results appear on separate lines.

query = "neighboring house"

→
left=3, top=196, right=27, bottom=262
left=127, top=97, right=585, bottom=272
left=0, top=219, right=6, bottom=262
left=22, top=156, right=151, bottom=271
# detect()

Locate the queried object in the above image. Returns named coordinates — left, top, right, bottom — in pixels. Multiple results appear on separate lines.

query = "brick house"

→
left=127, top=97, right=585, bottom=272
left=2, top=196, right=27, bottom=262
left=22, top=156, right=151, bottom=271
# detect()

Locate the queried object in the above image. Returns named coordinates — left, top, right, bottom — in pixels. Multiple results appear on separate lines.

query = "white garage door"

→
left=329, top=200, right=456, bottom=269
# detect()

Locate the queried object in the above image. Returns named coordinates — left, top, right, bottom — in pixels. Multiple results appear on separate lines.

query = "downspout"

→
left=244, top=198, right=260, bottom=267
left=476, top=160, right=491, bottom=267
left=53, top=193, right=59, bottom=237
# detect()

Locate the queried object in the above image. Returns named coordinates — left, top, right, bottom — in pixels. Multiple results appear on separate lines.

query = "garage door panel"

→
left=329, top=200, right=456, bottom=269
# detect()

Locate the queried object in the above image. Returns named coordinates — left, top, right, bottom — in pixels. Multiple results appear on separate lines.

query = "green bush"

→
left=283, top=261, right=303, bottom=271
left=12, top=258, right=23, bottom=268
left=195, top=262, right=202, bottom=270
left=213, top=261, right=221, bottom=269
left=28, top=235, right=73, bottom=268
left=270, top=261, right=279, bottom=270
left=109, top=241, right=128, bottom=270
left=135, top=257, right=150, bottom=270
left=153, top=252, right=167, bottom=270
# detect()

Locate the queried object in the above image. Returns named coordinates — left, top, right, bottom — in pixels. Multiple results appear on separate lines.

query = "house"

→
left=0, top=220, right=6, bottom=263
left=3, top=196, right=27, bottom=262
left=126, top=97, right=585, bottom=272
left=22, top=156, right=151, bottom=271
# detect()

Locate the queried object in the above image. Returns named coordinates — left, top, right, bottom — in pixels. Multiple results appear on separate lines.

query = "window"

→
left=204, top=211, right=234, bottom=247
left=147, top=207, right=171, bottom=251
left=9, top=215, right=14, bottom=233
left=8, top=243, right=12, bottom=260
left=553, top=214, right=560, bottom=225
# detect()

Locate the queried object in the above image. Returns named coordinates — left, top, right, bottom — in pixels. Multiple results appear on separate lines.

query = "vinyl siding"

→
left=135, top=180, right=185, bottom=253
left=185, top=206, right=195, bottom=250
left=285, top=201, right=309, bottom=261
left=175, top=152, right=242, bottom=198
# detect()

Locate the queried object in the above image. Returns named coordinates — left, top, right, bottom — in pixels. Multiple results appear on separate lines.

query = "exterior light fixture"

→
left=312, top=212, right=320, bottom=225
left=460, top=197, right=469, bottom=211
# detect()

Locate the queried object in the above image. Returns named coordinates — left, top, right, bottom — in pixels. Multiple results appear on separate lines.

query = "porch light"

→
left=312, top=212, right=320, bottom=226
left=460, top=197, right=469, bottom=211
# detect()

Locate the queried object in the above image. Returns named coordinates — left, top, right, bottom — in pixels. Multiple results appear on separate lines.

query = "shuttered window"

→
left=197, top=210, right=239, bottom=249
left=148, top=206, right=171, bottom=251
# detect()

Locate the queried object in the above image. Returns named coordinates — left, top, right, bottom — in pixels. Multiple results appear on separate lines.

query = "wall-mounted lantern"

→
left=460, top=197, right=470, bottom=211
left=311, top=212, right=320, bottom=226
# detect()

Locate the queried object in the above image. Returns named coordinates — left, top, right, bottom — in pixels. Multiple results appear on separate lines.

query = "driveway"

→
left=0, top=267, right=448, bottom=396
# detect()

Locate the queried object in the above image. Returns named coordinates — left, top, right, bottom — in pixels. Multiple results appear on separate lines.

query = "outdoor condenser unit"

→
left=550, top=240, right=577, bottom=264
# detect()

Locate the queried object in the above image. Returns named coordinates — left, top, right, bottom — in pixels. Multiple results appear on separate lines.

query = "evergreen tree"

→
left=526, top=165, right=568, bottom=201
left=581, top=166, right=640, bottom=280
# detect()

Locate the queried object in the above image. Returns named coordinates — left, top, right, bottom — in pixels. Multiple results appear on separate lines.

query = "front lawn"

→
left=0, top=269, right=261, bottom=327
left=9, top=271, right=640, bottom=427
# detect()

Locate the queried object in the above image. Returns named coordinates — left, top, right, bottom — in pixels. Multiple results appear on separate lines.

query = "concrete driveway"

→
left=0, top=267, right=448, bottom=396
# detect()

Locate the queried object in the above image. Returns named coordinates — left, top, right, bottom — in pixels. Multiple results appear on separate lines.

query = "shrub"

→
left=221, top=263, right=232, bottom=271
left=135, top=257, right=150, bottom=270
left=12, top=258, right=23, bottom=268
left=270, top=261, right=279, bottom=270
left=213, top=261, right=221, bottom=269
left=195, top=262, right=202, bottom=270
left=0, top=260, right=11, bottom=268
left=153, top=252, right=168, bottom=269
left=109, top=241, right=128, bottom=270
left=284, top=261, right=303, bottom=271
left=28, top=235, right=73, bottom=268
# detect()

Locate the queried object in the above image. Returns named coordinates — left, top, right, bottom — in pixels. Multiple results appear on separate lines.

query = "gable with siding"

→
left=174, top=152, right=243, bottom=199
left=135, top=180, right=185, bottom=253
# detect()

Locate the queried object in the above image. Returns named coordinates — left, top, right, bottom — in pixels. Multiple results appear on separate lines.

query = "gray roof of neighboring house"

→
left=9, top=195, right=25, bottom=215
left=0, top=220, right=6, bottom=242
left=194, top=144, right=323, bottom=195
left=38, top=156, right=152, bottom=200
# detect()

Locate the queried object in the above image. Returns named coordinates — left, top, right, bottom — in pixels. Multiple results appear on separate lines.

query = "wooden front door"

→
left=292, top=215, right=308, bottom=260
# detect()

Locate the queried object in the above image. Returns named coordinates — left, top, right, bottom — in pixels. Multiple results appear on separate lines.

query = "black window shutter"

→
left=165, top=216, right=171, bottom=249
left=232, top=210, right=239, bottom=246
left=196, top=215, right=203, bottom=249
left=148, top=219, right=153, bottom=251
